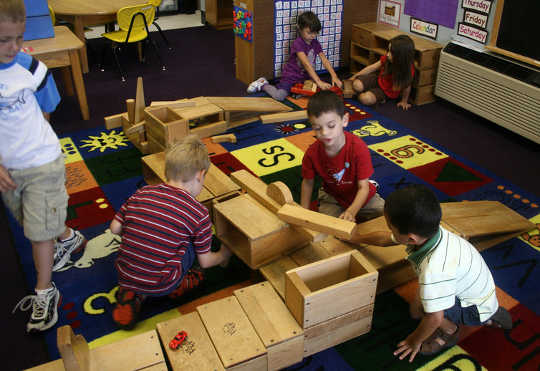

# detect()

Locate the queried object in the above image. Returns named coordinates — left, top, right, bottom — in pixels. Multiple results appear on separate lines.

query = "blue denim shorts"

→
left=444, top=297, right=484, bottom=326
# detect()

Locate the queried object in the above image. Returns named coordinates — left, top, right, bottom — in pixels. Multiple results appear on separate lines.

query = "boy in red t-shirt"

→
left=300, top=90, right=384, bottom=222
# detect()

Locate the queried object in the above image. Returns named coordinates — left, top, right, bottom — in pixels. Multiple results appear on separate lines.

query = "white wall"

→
left=381, top=0, right=498, bottom=50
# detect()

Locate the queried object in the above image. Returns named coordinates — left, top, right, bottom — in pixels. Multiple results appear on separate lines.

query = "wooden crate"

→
left=303, top=304, right=373, bottom=356
left=156, top=312, right=225, bottom=371
left=285, top=251, right=378, bottom=329
left=213, top=193, right=310, bottom=269
left=234, top=282, right=304, bottom=370
left=145, top=106, right=189, bottom=148
left=197, top=296, right=267, bottom=370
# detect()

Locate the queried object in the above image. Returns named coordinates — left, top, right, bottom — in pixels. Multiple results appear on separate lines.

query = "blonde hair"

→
left=165, top=135, right=210, bottom=182
left=0, top=0, right=26, bottom=23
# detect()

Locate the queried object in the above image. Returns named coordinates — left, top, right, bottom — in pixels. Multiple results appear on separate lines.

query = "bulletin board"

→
left=404, top=0, right=459, bottom=29
left=273, top=0, right=344, bottom=78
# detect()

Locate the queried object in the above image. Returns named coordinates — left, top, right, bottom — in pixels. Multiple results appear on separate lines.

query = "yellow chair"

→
left=100, top=3, right=166, bottom=81
left=148, top=0, right=172, bottom=50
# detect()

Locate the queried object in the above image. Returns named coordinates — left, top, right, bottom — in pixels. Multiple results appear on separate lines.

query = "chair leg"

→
left=111, top=44, right=127, bottom=82
left=147, top=36, right=166, bottom=72
left=153, top=22, right=172, bottom=50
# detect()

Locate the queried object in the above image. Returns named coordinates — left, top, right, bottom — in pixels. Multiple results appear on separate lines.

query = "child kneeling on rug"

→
left=110, top=135, right=232, bottom=330
left=300, top=90, right=384, bottom=222
left=357, top=184, right=512, bottom=362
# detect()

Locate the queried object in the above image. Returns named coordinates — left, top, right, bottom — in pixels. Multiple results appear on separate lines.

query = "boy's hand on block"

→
left=317, top=80, right=332, bottom=90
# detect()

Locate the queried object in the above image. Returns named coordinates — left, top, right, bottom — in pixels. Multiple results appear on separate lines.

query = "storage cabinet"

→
left=350, top=22, right=442, bottom=105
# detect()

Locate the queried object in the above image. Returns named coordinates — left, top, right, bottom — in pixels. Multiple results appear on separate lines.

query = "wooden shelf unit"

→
left=350, top=22, right=443, bottom=105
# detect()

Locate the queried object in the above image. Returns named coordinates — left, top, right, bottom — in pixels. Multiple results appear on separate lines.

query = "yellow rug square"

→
left=416, top=345, right=487, bottom=370
left=61, top=137, right=83, bottom=164
left=519, top=213, right=540, bottom=252
left=368, top=135, right=448, bottom=170
left=231, top=138, right=305, bottom=176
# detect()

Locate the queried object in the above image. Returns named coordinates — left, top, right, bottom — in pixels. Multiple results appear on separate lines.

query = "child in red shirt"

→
left=349, top=35, right=415, bottom=110
left=301, top=91, right=384, bottom=222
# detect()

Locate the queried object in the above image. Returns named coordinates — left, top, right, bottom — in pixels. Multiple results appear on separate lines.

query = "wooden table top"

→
left=49, top=0, right=143, bottom=16
left=23, top=26, right=83, bottom=54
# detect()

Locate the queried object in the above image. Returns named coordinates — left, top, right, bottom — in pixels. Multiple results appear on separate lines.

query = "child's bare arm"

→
left=296, top=51, right=331, bottom=89
left=0, top=164, right=16, bottom=192
left=340, top=179, right=370, bottom=221
left=397, top=86, right=412, bottom=110
left=110, top=219, right=123, bottom=235
left=395, top=310, right=443, bottom=362
left=318, top=52, right=342, bottom=88
left=349, top=60, right=382, bottom=80
left=300, top=178, right=315, bottom=209
left=197, top=244, right=232, bottom=268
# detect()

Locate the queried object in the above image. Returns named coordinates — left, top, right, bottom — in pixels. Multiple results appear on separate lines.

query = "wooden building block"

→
left=277, top=204, right=357, bottom=240
left=285, top=251, right=378, bottom=328
left=376, top=262, right=416, bottom=294
left=260, top=110, right=307, bottom=124
left=343, top=79, right=354, bottom=98
left=191, top=120, right=228, bottom=139
left=234, top=282, right=304, bottom=370
left=259, top=256, right=299, bottom=299
left=213, top=194, right=310, bottom=268
left=126, top=98, right=135, bottom=124
left=134, top=76, right=146, bottom=124
left=144, top=106, right=189, bottom=148
left=204, top=164, right=242, bottom=197
left=156, top=312, right=225, bottom=371
left=211, top=134, right=237, bottom=143
left=303, top=305, right=373, bottom=356
left=104, top=112, right=126, bottom=129
left=197, top=296, right=267, bottom=370
left=25, top=359, right=64, bottom=371
left=266, top=181, right=294, bottom=205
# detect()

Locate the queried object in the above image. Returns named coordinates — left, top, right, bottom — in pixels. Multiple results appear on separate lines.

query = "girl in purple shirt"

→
left=247, top=11, right=342, bottom=101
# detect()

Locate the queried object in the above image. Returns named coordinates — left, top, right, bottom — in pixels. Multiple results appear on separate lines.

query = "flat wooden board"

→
left=205, top=97, right=292, bottom=112
left=176, top=104, right=223, bottom=120
left=290, top=243, right=331, bottom=266
left=441, top=201, right=535, bottom=238
left=259, top=256, right=299, bottom=299
left=260, top=110, right=307, bottom=124
left=234, top=282, right=302, bottom=347
left=25, top=359, right=64, bottom=371
left=156, top=312, right=225, bottom=371
left=277, top=204, right=356, bottom=240
left=90, top=330, right=166, bottom=371
left=213, top=194, right=286, bottom=240
left=356, top=244, right=408, bottom=270
left=197, top=296, right=266, bottom=368
left=205, top=164, right=241, bottom=197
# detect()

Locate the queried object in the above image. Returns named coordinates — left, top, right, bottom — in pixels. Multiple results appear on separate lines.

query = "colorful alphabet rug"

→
left=7, top=98, right=540, bottom=370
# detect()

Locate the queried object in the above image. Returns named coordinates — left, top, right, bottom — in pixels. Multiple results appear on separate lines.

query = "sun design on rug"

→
left=274, top=122, right=308, bottom=135
left=79, top=131, right=130, bottom=152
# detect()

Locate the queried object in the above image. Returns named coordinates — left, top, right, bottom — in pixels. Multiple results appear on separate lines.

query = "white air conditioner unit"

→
left=435, top=43, right=540, bottom=144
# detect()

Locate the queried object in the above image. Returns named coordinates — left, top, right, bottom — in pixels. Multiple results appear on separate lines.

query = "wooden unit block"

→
left=213, top=194, right=310, bottom=268
left=204, top=164, right=242, bottom=197
left=260, top=110, right=308, bottom=124
left=134, top=76, right=146, bottom=124
left=285, top=251, right=378, bottom=328
left=25, top=359, right=64, bottom=371
left=303, top=305, right=373, bottom=356
left=190, top=120, right=228, bottom=139
left=211, top=134, right=237, bottom=143
left=206, top=96, right=292, bottom=113
left=126, top=98, right=135, bottom=124
left=104, top=112, right=126, bottom=129
left=259, top=256, right=299, bottom=299
left=144, top=106, right=189, bottom=147
left=234, top=282, right=304, bottom=370
left=197, top=296, right=267, bottom=370
left=277, top=204, right=357, bottom=240
left=376, top=261, right=416, bottom=294
left=343, top=79, right=354, bottom=98
left=290, top=243, right=331, bottom=266
left=156, top=312, right=225, bottom=371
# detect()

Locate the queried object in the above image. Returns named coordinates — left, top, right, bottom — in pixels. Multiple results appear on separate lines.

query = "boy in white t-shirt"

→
left=356, top=184, right=512, bottom=362
left=1, top=0, right=86, bottom=332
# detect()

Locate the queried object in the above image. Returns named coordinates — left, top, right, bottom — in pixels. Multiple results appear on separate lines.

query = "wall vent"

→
left=435, top=43, right=540, bottom=144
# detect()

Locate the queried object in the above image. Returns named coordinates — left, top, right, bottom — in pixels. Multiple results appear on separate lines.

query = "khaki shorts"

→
left=2, top=155, right=68, bottom=242
left=354, top=72, right=387, bottom=103
left=318, top=188, right=385, bottom=222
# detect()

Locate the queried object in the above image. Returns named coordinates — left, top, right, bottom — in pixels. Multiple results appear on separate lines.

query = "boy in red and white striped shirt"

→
left=110, top=135, right=232, bottom=329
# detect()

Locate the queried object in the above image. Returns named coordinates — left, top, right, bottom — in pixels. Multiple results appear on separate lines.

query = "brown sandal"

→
left=420, top=326, right=460, bottom=355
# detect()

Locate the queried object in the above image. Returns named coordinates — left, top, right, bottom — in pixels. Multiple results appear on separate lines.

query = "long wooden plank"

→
left=204, top=164, right=241, bottom=197
left=156, top=312, right=225, bottom=371
left=277, top=204, right=357, bottom=240
left=259, top=256, right=299, bottom=299
left=206, top=96, right=292, bottom=112
left=260, top=110, right=307, bottom=124
left=197, top=296, right=266, bottom=369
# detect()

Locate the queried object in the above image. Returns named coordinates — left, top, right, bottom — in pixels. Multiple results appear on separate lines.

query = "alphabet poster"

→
left=404, top=0, right=459, bottom=29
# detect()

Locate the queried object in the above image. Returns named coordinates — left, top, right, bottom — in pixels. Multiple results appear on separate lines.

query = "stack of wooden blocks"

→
left=350, top=22, right=443, bottom=105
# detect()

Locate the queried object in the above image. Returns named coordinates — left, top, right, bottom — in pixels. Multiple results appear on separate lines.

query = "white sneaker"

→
left=12, top=282, right=60, bottom=332
left=247, top=77, right=268, bottom=93
left=369, top=179, right=380, bottom=190
left=53, top=229, right=86, bottom=272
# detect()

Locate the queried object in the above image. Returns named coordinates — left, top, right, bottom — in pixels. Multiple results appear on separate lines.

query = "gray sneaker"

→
left=12, top=282, right=60, bottom=332
left=53, top=229, right=86, bottom=272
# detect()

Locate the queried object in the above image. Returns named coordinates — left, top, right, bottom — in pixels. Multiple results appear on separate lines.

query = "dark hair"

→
left=297, top=11, right=321, bottom=33
left=382, top=35, right=415, bottom=90
left=307, top=90, right=344, bottom=118
left=384, top=184, right=441, bottom=238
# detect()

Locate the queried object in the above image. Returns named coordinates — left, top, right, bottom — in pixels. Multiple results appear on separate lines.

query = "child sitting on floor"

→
left=110, top=135, right=232, bottom=330
left=349, top=34, right=415, bottom=110
left=300, top=90, right=384, bottom=222
left=358, top=184, right=512, bottom=362
left=247, top=11, right=342, bottom=101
